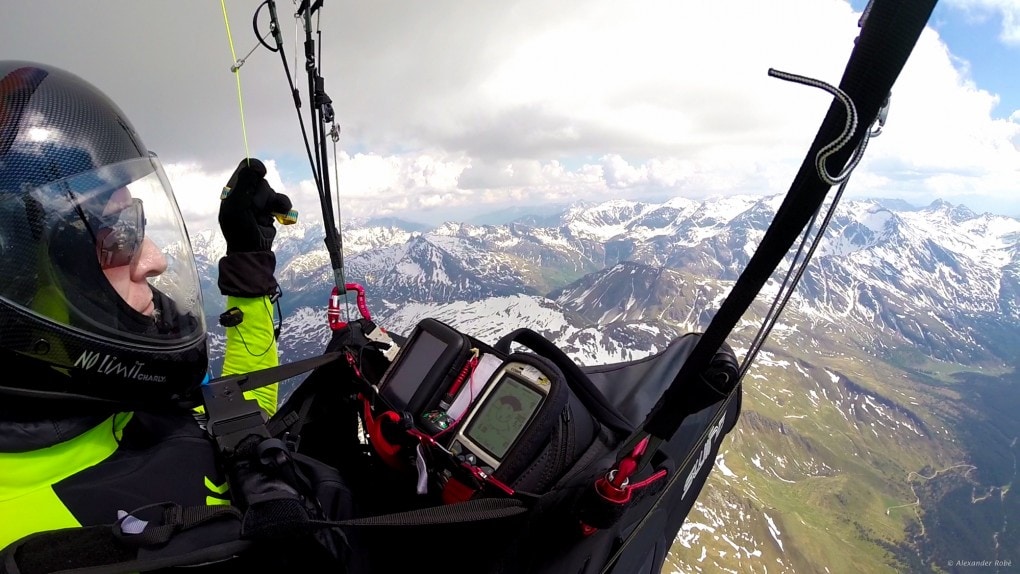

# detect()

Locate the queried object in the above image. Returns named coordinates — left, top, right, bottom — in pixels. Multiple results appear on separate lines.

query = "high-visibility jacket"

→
left=0, top=410, right=226, bottom=550
left=1, top=295, right=281, bottom=550
left=0, top=293, right=281, bottom=551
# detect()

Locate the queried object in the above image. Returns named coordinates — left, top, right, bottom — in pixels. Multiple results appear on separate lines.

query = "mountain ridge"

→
left=195, top=193, right=1019, bottom=572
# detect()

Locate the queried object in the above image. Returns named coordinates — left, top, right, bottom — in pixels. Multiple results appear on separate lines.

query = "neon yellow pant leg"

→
left=222, top=295, right=280, bottom=416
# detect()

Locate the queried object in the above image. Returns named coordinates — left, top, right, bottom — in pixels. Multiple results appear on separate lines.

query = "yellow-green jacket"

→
left=0, top=294, right=279, bottom=551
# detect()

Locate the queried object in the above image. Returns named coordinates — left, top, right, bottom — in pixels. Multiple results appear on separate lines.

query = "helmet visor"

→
left=8, top=154, right=205, bottom=346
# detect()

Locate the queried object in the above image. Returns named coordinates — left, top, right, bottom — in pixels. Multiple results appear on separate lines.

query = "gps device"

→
left=377, top=318, right=472, bottom=415
left=447, top=361, right=551, bottom=472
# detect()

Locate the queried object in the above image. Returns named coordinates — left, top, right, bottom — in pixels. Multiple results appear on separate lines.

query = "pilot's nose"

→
left=132, top=237, right=167, bottom=280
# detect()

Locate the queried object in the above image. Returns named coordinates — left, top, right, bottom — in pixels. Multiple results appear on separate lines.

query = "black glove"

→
left=219, top=158, right=293, bottom=254
left=218, top=158, right=292, bottom=298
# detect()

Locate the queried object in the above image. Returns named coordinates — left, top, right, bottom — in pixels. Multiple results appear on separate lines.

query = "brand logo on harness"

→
left=74, top=350, right=167, bottom=383
left=681, top=412, right=727, bottom=500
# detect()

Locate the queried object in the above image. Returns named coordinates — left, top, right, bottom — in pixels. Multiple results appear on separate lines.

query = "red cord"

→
left=443, top=354, right=479, bottom=403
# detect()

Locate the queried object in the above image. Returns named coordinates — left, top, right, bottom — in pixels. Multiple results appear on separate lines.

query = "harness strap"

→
left=0, top=498, right=527, bottom=574
left=207, top=351, right=344, bottom=395
left=112, top=502, right=241, bottom=546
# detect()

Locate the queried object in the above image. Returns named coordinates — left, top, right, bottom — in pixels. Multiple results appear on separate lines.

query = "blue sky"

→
left=935, top=1, right=1020, bottom=118
left=2, top=0, right=1019, bottom=230
left=858, top=0, right=1020, bottom=118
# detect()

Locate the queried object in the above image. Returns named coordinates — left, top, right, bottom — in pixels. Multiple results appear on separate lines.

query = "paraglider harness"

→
left=0, top=0, right=938, bottom=572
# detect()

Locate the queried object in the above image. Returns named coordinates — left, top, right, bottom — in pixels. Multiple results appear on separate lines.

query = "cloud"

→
left=842, top=24, right=1020, bottom=210
left=5, top=0, right=1020, bottom=227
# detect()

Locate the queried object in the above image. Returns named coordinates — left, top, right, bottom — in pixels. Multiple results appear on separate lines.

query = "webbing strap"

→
left=112, top=502, right=241, bottom=546
left=323, top=496, right=528, bottom=527
left=642, top=0, right=938, bottom=442
left=205, top=351, right=344, bottom=394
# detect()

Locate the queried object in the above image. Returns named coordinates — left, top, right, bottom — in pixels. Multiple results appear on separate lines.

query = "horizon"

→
left=185, top=190, right=1019, bottom=235
left=378, top=193, right=1020, bottom=229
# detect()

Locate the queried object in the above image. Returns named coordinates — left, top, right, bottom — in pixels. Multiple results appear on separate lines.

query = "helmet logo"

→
left=74, top=349, right=167, bottom=383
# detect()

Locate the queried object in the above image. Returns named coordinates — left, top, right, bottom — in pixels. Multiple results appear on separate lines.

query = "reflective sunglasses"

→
left=95, top=198, right=145, bottom=269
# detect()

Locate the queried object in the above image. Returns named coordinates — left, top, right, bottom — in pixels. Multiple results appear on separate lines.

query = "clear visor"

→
left=8, top=154, right=205, bottom=346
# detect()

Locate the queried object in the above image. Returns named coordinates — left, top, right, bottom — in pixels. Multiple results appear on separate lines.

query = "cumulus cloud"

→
left=4, top=0, right=1019, bottom=228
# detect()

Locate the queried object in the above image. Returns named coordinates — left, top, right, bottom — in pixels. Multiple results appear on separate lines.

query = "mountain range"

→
left=193, top=193, right=1020, bottom=573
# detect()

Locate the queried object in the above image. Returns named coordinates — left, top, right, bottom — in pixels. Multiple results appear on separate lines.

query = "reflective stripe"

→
left=0, top=413, right=130, bottom=550
left=204, top=476, right=229, bottom=495
left=206, top=496, right=232, bottom=506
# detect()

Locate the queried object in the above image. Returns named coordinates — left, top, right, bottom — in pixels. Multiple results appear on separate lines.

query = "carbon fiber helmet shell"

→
left=0, top=61, right=207, bottom=407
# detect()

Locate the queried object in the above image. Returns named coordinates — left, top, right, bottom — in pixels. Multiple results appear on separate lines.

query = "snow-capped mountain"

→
left=192, top=192, right=1020, bottom=392
left=193, top=192, right=1020, bottom=375
left=347, top=232, right=538, bottom=304
left=192, top=194, right=1020, bottom=573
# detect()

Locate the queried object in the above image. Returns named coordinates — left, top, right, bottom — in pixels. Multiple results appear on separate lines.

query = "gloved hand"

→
left=217, top=158, right=291, bottom=298
left=219, top=158, right=293, bottom=254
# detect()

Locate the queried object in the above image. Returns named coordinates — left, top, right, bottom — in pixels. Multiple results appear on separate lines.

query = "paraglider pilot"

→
left=0, top=61, right=335, bottom=571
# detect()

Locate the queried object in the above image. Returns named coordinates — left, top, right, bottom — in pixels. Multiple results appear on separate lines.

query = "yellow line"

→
left=221, top=0, right=251, bottom=163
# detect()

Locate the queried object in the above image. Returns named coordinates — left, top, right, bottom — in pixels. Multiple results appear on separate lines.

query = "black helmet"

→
left=0, top=61, right=207, bottom=407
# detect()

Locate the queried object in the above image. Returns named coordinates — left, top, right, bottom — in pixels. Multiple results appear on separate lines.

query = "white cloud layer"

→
left=3, top=0, right=1018, bottom=231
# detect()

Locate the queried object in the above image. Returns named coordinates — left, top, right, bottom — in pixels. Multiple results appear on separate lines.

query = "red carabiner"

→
left=328, top=282, right=373, bottom=330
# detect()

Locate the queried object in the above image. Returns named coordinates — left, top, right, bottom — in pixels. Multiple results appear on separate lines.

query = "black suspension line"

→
left=259, top=0, right=348, bottom=299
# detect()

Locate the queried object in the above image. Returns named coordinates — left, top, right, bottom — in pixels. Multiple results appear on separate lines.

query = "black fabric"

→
left=217, top=157, right=290, bottom=299
left=601, top=395, right=742, bottom=574
left=52, top=411, right=223, bottom=525
left=113, top=504, right=241, bottom=547
left=585, top=334, right=737, bottom=430
left=1, top=512, right=254, bottom=574
left=217, top=251, right=278, bottom=298
left=269, top=320, right=734, bottom=574
left=0, top=395, right=113, bottom=452
left=338, top=496, right=527, bottom=526
left=3, top=526, right=135, bottom=574
left=203, top=367, right=356, bottom=567
left=335, top=499, right=530, bottom=574
left=273, top=320, right=392, bottom=470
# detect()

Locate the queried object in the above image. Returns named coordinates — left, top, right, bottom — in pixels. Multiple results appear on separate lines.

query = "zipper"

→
left=553, top=408, right=573, bottom=479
